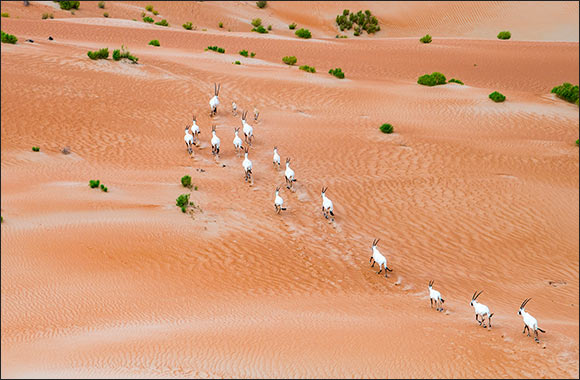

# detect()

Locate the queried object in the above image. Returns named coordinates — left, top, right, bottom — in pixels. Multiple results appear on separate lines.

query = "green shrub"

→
left=183, top=21, right=193, bottom=30
left=252, top=25, right=268, bottom=33
left=112, top=46, right=138, bottom=62
left=152, top=10, right=159, bottom=15
left=98, top=1, right=105, bottom=8
left=328, top=67, right=345, bottom=79
left=87, top=48, right=109, bottom=60
left=239, top=49, right=249, bottom=57
left=420, top=34, right=432, bottom=43
left=176, top=193, right=190, bottom=208
left=417, top=72, right=446, bottom=86
left=289, top=23, right=297, bottom=30
left=497, top=31, right=511, bottom=40
left=1, top=216, right=3, bottom=223
left=282, top=56, right=297, bottom=65
left=1, top=31, right=17, bottom=44
left=251, top=18, right=262, bottom=27
left=194, top=185, right=198, bottom=191
left=143, top=16, right=154, bottom=23
left=32, top=146, right=40, bottom=152
left=149, top=39, right=160, bottom=46
left=219, top=22, right=223, bottom=28
left=489, top=91, right=506, bottom=102
left=448, top=78, right=464, bottom=85
left=299, top=65, right=316, bottom=73
left=58, top=1, right=79, bottom=11
left=250, top=52, right=256, bottom=57
left=155, top=19, right=168, bottom=27
left=267, top=25, right=272, bottom=31
left=380, top=123, right=394, bottom=134
left=256, top=1, right=267, bottom=8
left=1, top=13, right=9, bottom=18
left=234, top=61, right=241, bottom=65
left=181, top=175, right=192, bottom=188
left=145, top=4, right=153, bottom=12
left=335, top=34, right=348, bottom=38
left=295, top=28, right=311, bottom=39
left=103, top=12, right=109, bottom=17
left=336, top=9, right=379, bottom=35
left=576, top=139, right=579, bottom=146
left=207, top=45, right=225, bottom=53
left=100, top=184, right=108, bottom=192
left=551, top=83, right=579, bottom=105
left=89, top=179, right=100, bottom=188
left=42, top=13, right=54, bottom=19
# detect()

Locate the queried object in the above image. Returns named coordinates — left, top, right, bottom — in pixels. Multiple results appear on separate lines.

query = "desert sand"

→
left=1, top=1, right=579, bottom=378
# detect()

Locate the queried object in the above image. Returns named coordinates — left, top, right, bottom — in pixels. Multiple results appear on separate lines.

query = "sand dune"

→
left=1, top=1, right=579, bottom=378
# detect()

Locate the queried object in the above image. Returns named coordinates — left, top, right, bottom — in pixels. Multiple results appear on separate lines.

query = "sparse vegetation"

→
left=87, top=47, right=109, bottom=60
left=1, top=31, right=17, bottom=44
left=89, top=179, right=100, bottom=189
left=234, top=60, right=241, bottom=65
left=295, top=28, right=312, bottom=39
left=58, top=1, right=80, bottom=11
left=282, top=55, right=297, bottom=65
left=182, top=21, right=193, bottom=30
left=143, top=16, right=154, bottom=23
left=489, top=91, right=506, bottom=102
left=42, top=13, right=54, bottom=19
left=448, top=78, right=464, bottom=85
left=417, top=72, right=446, bottom=86
left=420, top=34, right=432, bottom=43
left=219, top=22, right=223, bottom=28
left=239, top=49, right=249, bottom=57
left=251, top=18, right=262, bottom=27
left=576, top=139, right=579, bottom=146
left=335, top=9, right=380, bottom=35
left=32, top=146, right=40, bottom=152
left=267, top=25, right=272, bottom=31
left=152, top=10, right=159, bottom=15
left=328, top=67, right=345, bottom=79
left=250, top=52, right=256, bottom=57
left=145, top=4, right=153, bottom=12
left=289, top=23, right=297, bottom=30
left=256, top=1, right=267, bottom=8
left=149, top=39, right=160, bottom=47
left=299, top=65, right=316, bottom=73
left=100, top=184, right=108, bottom=192
left=181, top=175, right=192, bottom=188
left=380, top=123, right=394, bottom=134
left=103, top=12, right=109, bottom=17
left=497, top=31, right=511, bottom=40
left=1, top=13, right=9, bottom=18
left=335, top=34, right=348, bottom=38
left=112, top=45, right=138, bottom=63
left=176, top=193, right=190, bottom=213
left=253, top=25, right=268, bottom=33
left=98, top=1, right=105, bottom=8
left=551, top=83, right=579, bottom=105
left=207, top=45, right=225, bottom=53
left=155, top=19, right=169, bottom=27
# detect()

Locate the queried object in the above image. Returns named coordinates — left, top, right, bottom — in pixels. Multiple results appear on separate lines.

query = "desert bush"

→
left=551, top=83, right=579, bottom=105
left=289, top=22, right=297, bottom=30
left=295, top=28, right=311, bottom=39
left=299, top=64, right=316, bottom=73
left=42, top=13, right=54, bottom=19
left=489, top=91, right=506, bottom=102
left=328, top=67, right=345, bottom=79
left=336, top=9, right=379, bottom=35
left=420, top=34, right=432, bottom=43
left=239, top=49, right=249, bottom=57
left=497, top=31, right=511, bottom=40
left=219, top=22, right=223, bottom=28
left=251, top=18, right=262, bottom=27
left=89, top=179, right=100, bottom=188
left=112, top=45, right=138, bottom=62
left=145, top=4, right=153, bottom=12
left=152, top=10, right=159, bottom=15
left=576, top=139, right=579, bottom=146
left=282, top=55, right=297, bottom=65
left=267, top=25, right=272, bottom=31
left=87, top=47, right=109, bottom=60
left=58, top=1, right=79, bottom=11
left=234, top=60, right=241, bottom=65
left=207, top=45, right=225, bottom=53
left=379, top=123, right=394, bottom=134
left=149, top=39, right=160, bottom=46
left=32, top=146, right=40, bottom=152
left=155, top=19, right=168, bottom=27
left=252, top=25, right=268, bottom=33
left=1, top=13, right=9, bottom=17
left=1, top=31, right=17, bottom=44
left=417, top=72, right=446, bottom=86
left=98, top=1, right=105, bottom=8
left=250, top=52, right=256, bottom=57
left=181, top=175, right=192, bottom=188
left=103, top=12, right=109, bottom=17
left=448, top=78, right=463, bottom=85
left=143, top=16, right=154, bottom=23
left=176, top=193, right=190, bottom=208
left=100, top=184, right=108, bottom=192
left=256, top=1, right=267, bottom=8
left=183, top=21, right=193, bottom=30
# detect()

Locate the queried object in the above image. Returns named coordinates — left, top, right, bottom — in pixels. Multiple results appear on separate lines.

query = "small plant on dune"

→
left=100, top=184, right=108, bottom=192
left=448, top=78, right=464, bottom=85
left=576, top=139, right=579, bottom=146
left=234, top=60, right=241, bottom=65
left=335, top=9, right=380, bottom=35
left=250, top=52, right=256, bottom=57
left=295, top=28, right=311, bottom=39
left=58, top=1, right=80, bottom=11
left=207, top=45, right=225, bottom=53
left=251, top=18, right=262, bottom=27
left=89, top=179, right=100, bottom=189
left=328, top=67, right=345, bottom=79
left=497, top=31, right=511, bottom=40
left=183, top=21, right=193, bottom=30
left=1, top=31, right=17, bottom=44
left=335, top=34, right=348, bottom=38
left=1, top=13, right=9, bottom=18
left=489, top=91, right=506, bottom=102
left=219, top=22, right=223, bottom=28
left=380, top=123, right=394, bottom=134
left=289, top=22, right=297, bottom=30
left=42, top=13, right=54, bottom=19
left=145, top=4, right=154, bottom=12
left=149, top=39, right=160, bottom=47
left=152, top=10, right=159, bottom=15
left=299, top=64, right=316, bottom=73
left=103, top=12, right=109, bottom=17
left=1, top=216, right=3, bottom=223
left=256, top=1, right=267, bottom=8
left=155, top=19, right=169, bottom=27
left=87, top=47, right=109, bottom=60
left=98, top=1, right=105, bottom=8
left=551, top=83, right=579, bottom=105
left=268, top=25, right=272, bottom=31
left=253, top=25, right=268, bottom=34
left=143, top=16, right=154, bottom=23
left=239, top=49, right=249, bottom=57
left=32, top=146, right=40, bottom=152
left=112, top=45, right=138, bottom=63
left=181, top=175, right=192, bottom=188
left=420, top=34, right=432, bottom=43
left=176, top=193, right=190, bottom=213
left=282, top=55, right=297, bottom=65
left=417, top=72, right=446, bottom=86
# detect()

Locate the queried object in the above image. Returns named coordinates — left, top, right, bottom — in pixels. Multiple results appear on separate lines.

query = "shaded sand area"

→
left=1, top=1, right=579, bottom=378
